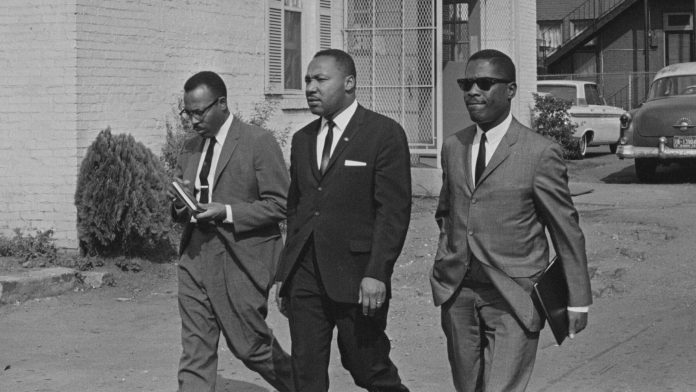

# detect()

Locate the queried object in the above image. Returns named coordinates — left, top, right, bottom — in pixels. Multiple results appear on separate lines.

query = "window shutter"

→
left=267, top=0, right=283, bottom=92
left=319, top=0, right=331, bottom=50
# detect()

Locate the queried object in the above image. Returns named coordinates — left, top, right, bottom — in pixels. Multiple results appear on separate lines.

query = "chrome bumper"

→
left=616, top=138, right=696, bottom=159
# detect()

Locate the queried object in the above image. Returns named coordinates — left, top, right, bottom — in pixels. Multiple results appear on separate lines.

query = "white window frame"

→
left=664, top=12, right=693, bottom=32
left=266, top=0, right=332, bottom=95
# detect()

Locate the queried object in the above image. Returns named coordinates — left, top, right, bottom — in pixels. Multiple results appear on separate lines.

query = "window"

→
left=538, top=21, right=562, bottom=50
left=267, top=0, right=332, bottom=93
left=584, top=84, right=602, bottom=105
left=284, top=7, right=302, bottom=90
left=537, top=85, right=578, bottom=105
left=443, top=1, right=470, bottom=64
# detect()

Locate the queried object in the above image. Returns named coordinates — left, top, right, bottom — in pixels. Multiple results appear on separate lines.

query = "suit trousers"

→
left=441, top=281, right=540, bottom=392
left=177, top=226, right=293, bottom=392
left=286, top=241, right=408, bottom=392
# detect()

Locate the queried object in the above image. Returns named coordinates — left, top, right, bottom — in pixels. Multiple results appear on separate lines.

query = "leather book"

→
left=172, top=182, right=205, bottom=213
left=531, top=256, right=569, bottom=345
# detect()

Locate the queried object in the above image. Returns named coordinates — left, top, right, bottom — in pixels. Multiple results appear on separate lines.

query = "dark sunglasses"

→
left=457, top=77, right=512, bottom=91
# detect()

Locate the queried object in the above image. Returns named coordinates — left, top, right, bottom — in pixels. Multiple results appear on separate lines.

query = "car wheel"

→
left=609, top=143, right=617, bottom=154
left=635, top=158, right=657, bottom=182
left=578, top=134, right=588, bottom=158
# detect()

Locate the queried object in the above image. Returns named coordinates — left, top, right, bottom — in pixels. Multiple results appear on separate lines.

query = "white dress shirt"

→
left=470, top=112, right=512, bottom=181
left=193, top=114, right=234, bottom=223
left=316, top=100, right=358, bottom=169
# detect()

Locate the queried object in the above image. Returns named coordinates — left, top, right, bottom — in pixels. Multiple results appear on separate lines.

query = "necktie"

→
left=475, top=132, right=487, bottom=185
left=320, top=120, right=334, bottom=175
left=199, top=138, right=216, bottom=203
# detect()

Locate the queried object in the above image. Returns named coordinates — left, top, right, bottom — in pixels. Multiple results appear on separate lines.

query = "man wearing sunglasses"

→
left=169, top=71, right=293, bottom=392
left=430, top=49, right=592, bottom=392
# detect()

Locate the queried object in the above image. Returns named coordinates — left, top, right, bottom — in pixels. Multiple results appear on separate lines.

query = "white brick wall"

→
left=0, top=0, right=536, bottom=246
left=479, top=0, right=537, bottom=126
left=0, top=0, right=78, bottom=248
left=74, top=0, right=269, bottom=154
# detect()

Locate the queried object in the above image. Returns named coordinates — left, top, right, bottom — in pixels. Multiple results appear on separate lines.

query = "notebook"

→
left=531, top=256, right=569, bottom=345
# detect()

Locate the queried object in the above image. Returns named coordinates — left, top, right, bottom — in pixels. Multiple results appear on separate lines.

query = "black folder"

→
left=531, top=256, right=568, bottom=345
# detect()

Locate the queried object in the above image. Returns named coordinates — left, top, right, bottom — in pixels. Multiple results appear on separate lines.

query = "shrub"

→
left=75, top=128, right=175, bottom=258
left=0, top=228, right=58, bottom=262
left=531, top=93, right=582, bottom=159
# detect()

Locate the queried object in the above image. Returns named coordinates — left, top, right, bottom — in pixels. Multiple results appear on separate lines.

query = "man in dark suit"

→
left=431, top=49, right=592, bottom=392
left=169, top=71, right=293, bottom=392
left=275, top=49, right=412, bottom=392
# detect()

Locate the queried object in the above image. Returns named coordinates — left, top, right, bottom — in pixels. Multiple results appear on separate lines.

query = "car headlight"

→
left=620, top=112, right=631, bottom=129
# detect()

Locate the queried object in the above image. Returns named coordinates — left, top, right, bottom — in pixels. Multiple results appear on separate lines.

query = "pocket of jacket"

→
left=349, top=239, right=372, bottom=253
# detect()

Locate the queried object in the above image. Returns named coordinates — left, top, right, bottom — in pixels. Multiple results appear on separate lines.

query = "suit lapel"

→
left=184, top=138, right=205, bottom=185
left=477, top=119, right=520, bottom=185
left=213, top=116, right=241, bottom=186
left=455, top=127, right=476, bottom=193
left=308, top=119, right=322, bottom=182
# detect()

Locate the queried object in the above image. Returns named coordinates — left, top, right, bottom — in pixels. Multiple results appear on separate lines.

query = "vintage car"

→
left=537, top=80, right=625, bottom=157
left=616, top=62, right=696, bottom=182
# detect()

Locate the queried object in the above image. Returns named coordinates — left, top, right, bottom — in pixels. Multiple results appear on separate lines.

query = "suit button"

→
left=471, top=198, right=477, bottom=204
left=314, top=211, right=320, bottom=216
left=318, top=187, right=323, bottom=191
left=468, top=230, right=474, bottom=236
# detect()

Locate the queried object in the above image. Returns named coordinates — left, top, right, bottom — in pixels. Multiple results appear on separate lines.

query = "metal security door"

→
left=344, top=0, right=436, bottom=153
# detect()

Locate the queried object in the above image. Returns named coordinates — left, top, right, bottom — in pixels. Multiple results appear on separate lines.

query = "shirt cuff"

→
left=224, top=204, right=233, bottom=223
left=567, top=306, right=589, bottom=312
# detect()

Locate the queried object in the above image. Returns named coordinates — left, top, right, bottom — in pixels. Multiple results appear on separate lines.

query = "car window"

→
left=584, top=84, right=602, bottom=105
left=648, top=75, right=696, bottom=99
left=536, top=85, right=577, bottom=105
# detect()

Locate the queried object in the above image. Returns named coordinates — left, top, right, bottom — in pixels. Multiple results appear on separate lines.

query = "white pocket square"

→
left=344, top=160, right=366, bottom=167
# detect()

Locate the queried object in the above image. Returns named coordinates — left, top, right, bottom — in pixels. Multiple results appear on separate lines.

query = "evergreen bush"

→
left=75, top=128, right=174, bottom=258
left=531, top=93, right=582, bottom=160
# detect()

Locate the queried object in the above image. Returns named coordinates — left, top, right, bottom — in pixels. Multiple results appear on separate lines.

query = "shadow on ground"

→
left=603, top=161, right=696, bottom=184
left=216, top=375, right=270, bottom=392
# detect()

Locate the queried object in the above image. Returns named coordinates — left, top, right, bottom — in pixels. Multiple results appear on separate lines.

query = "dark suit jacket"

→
left=173, top=116, right=289, bottom=293
left=430, top=118, right=592, bottom=332
left=276, top=105, right=412, bottom=303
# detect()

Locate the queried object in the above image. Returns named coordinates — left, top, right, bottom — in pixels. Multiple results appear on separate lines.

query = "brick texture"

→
left=0, top=0, right=536, bottom=247
left=0, top=0, right=78, bottom=248
left=480, top=0, right=537, bottom=126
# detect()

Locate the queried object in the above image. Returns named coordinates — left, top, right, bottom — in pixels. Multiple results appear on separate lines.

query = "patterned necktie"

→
left=198, top=138, right=215, bottom=203
left=320, top=120, right=335, bottom=175
left=475, top=132, right=487, bottom=185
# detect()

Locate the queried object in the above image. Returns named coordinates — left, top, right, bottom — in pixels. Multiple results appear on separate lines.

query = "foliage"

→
left=531, top=93, right=582, bottom=160
left=75, top=127, right=175, bottom=258
left=160, top=98, right=291, bottom=176
left=0, top=228, right=58, bottom=262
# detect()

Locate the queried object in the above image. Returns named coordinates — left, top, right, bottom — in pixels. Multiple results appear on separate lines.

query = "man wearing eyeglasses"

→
left=430, top=49, right=592, bottom=392
left=169, top=71, right=293, bottom=392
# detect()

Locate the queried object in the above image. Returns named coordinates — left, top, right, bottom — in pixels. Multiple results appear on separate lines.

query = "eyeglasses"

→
left=457, top=77, right=512, bottom=91
left=179, top=97, right=221, bottom=121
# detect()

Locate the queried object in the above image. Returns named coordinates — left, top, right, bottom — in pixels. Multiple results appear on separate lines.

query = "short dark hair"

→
left=468, top=49, right=516, bottom=82
left=184, top=71, right=227, bottom=97
left=314, top=49, right=357, bottom=79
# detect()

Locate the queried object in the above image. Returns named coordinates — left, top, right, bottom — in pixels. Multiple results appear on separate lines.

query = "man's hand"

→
left=358, top=277, right=386, bottom=317
left=568, top=310, right=588, bottom=339
left=274, top=282, right=288, bottom=318
left=194, top=202, right=226, bottom=222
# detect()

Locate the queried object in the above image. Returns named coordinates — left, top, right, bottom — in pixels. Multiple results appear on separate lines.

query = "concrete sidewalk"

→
left=0, top=258, right=113, bottom=305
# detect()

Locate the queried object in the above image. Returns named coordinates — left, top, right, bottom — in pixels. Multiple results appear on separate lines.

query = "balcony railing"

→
left=538, top=0, right=630, bottom=67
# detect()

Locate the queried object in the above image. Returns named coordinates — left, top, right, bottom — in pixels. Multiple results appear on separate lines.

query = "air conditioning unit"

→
left=664, top=13, right=693, bottom=31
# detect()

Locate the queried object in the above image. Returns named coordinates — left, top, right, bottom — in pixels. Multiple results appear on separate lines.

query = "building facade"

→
left=0, top=0, right=535, bottom=248
left=537, top=0, right=696, bottom=109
